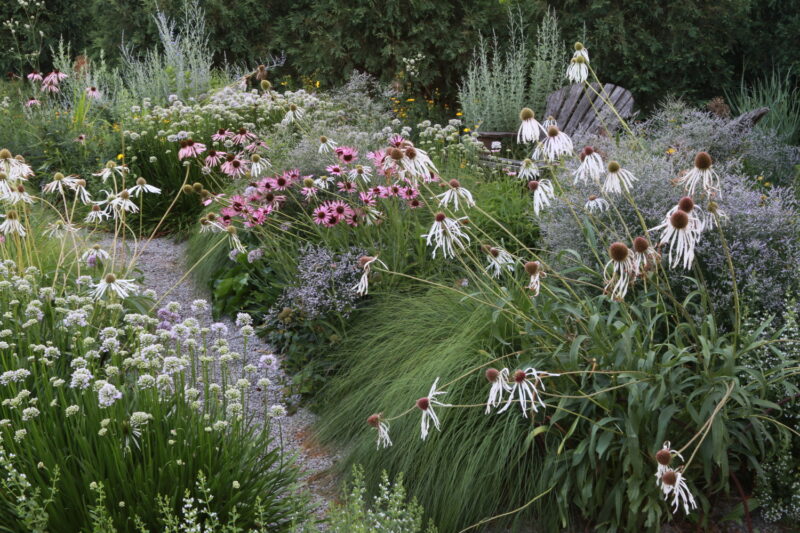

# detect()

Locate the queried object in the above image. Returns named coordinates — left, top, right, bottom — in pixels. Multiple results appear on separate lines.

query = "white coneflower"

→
left=517, top=158, right=540, bottom=180
left=69, top=179, right=92, bottom=204
left=353, top=255, right=387, bottom=296
left=416, top=377, right=450, bottom=440
left=226, top=225, right=246, bottom=254
left=517, top=107, right=546, bottom=144
left=91, top=273, right=138, bottom=300
left=524, top=261, right=544, bottom=296
left=84, top=204, right=109, bottom=223
left=7, top=185, right=33, bottom=205
left=584, top=194, right=609, bottom=213
left=484, top=367, right=510, bottom=414
left=128, top=177, right=161, bottom=197
left=528, top=179, right=554, bottom=216
left=0, top=149, right=32, bottom=182
left=675, top=151, right=720, bottom=198
left=572, top=41, right=589, bottom=62
left=101, top=190, right=139, bottom=215
left=533, top=124, right=573, bottom=161
left=93, top=161, right=127, bottom=183
left=631, top=236, right=660, bottom=276
left=703, top=200, right=726, bottom=230
left=604, top=242, right=635, bottom=301
left=314, top=175, right=335, bottom=190
left=423, top=213, right=471, bottom=259
left=43, top=220, right=78, bottom=238
left=397, top=144, right=438, bottom=182
left=367, top=414, right=392, bottom=449
left=282, top=103, right=304, bottom=124
left=81, top=244, right=111, bottom=264
left=498, top=368, right=558, bottom=417
left=436, top=179, right=475, bottom=211
left=249, top=154, right=270, bottom=177
left=574, top=146, right=604, bottom=184
left=655, top=441, right=683, bottom=475
left=318, top=136, right=337, bottom=154
left=85, top=86, right=101, bottom=100
left=0, top=210, right=26, bottom=237
left=651, top=197, right=704, bottom=270
left=566, top=54, right=589, bottom=83
left=348, top=165, right=372, bottom=183
left=602, top=161, right=637, bottom=195
left=42, top=172, right=78, bottom=194
left=0, top=172, right=11, bottom=197
left=482, top=245, right=515, bottom=278
left=656, top=468, right=697, bottom=515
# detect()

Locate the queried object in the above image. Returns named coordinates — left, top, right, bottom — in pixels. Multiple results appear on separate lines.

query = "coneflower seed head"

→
left=192, top=183, right=203, bottom=193
left=54, top=172, right=64, bottom=181
left=694, top=151, right=712, bottom=170
left=136, top=177, right=146, bottom=186
left=656, top=449, right=672, bottom=466
left=678, top=196, right=694, bottom=212
left=519, top=107, right=535, bottom=121
left=449, top=179, right=460, bottom=189
left=181, top=184, right=193, bottom=194
left=608, top=161, right=621, bottom=173
left=661, top=470, right=677, bottom=486
left=609, top=242, right=629, bottom=262
left=416, top=397, right=429, bottom=411
left=574, top=42, right=585, bottom=51
left=303, top=177, right=315, bottom=187
left=513, top=369, right=527, bottom=383
left=485, top=368, right=500, bottom=383
left=670, top=210, right=689, bottom=229
left=547, top=126, right=559, bottom=137
left=633, top=236, right=650, bottom=253
left=434, top=212, right=446, bottom=222
left=528, top=180, right=539, bottom=191
left=0, top=149, right=11, bottom=159
left=105, top=274, right=116, bottom=283
left=524, top=261, right=540, bottom=275
left=367, top=414, right=380, bottom=427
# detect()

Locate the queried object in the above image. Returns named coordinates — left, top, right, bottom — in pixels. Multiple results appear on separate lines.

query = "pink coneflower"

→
left=221, top=154, right=248, bottom=177
left=74, top=134, right=86, bottom=143
left=85, top=86, right=101, bottom=100
left=40, top=83, right=59, bottom=94
left=43, top=70, right=67, bottom=85
left=324, top=213, right=340, bottom=227
left=401, top=187, right=419, bottom=200
left=178, top=139, right=206, bottom=160
left=367, top=149, right=387, bottom=169
left=323, top=199, right=354, bottom=220
left=326, top=164, right=343, bottom=176
left=359, top=191, right=376, bottom=206
left=388, top=134, right=406, bottom=147
left=230, top=127, right=256, bottom=145
left=204, top=150, right=226, bottom=167
left=312, top=206, right=329, bottom=225
left=407, top=198, right=422, bottom=209
left=25, top=98, right=40, bottom=107
left=212, top=128, right=232, bottom=142
left=274, top=172, right=294, bottom=190
left=245, top=139, right=269, bottom=152
left=301, top=186, right=318, bottom=199
left=261, top=192, right=286, bottom=208
left=337, top=181, right=356, bottom=193
left=335, top=146, right=358, bottom=164
left=388, top=183, right=402, bottom=197
left=26, top=71, right=42, bottom=82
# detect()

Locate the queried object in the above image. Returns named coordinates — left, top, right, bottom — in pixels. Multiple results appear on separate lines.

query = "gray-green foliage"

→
left=459, top=8, right=565, bottom=131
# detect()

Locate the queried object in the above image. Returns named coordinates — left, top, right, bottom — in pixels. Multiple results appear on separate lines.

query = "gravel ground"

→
left=101, top=236, right=339, bottom=519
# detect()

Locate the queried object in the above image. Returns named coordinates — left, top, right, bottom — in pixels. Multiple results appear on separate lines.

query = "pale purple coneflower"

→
left=42, top=70, right=67, bottom=85
left=417, top=377, right=450, bottom=440
left=498, top=368, right=558, bottom=417
left=602, top=161, right=637, bottom=195
left=249, top=154, right=270, bottom=177
left=524, top=261, right=544, bottom=296
left=282, top=103, right=304, bottom=124
left=43, top=220, right=78, bottom=239
left=177, top=139, right=206, bottom=160
left=91, top=273, right=137, bottom=300
left=517, top=158, right=540, bottom=180
left=574, top=146, right=604, bottom=185
left=354, top=255, right=387, bottom=296
left=42, top=172, right=78, bottom=195
left=631, top=236, right=660, bottom=276
left=26, top=71, right=42, bottom=82
left=69, top=179, right=92, bottom=204
left=422, top=212, right=471, bottom=259
left=566, top=53, right=589, bottom=83
left=572, top=41, right=589, bottom=62
left=655, top=441, right=683, bottom=475
left=517, top=107, right=546, bottom=144
left=85, top=86, right=101, bottom=100
left=84, top=204, right=109, bottom=223
left=482, top=245, right=515, bottom=278
left=81, top=244, right=111, bottom=265
left=528, top=179, right=554, bottom=216
left=533, top=123, right=573, bottom=161
left=348, top=165, right=372, bottom=183
left=25, top=98, right=40, bottom=107
left=367, top=414, right=392, bottom=449
left=220, top=155, right=248, bottom=178
left=74, top=134, right=86, bottom=143
left=675, top=151, right=720, bottom=198
left=435, top=179, right=475, bottom=211
left=40, top=82, right=60, bottom=94
left=204, top=150, right=226, bottom=167
left=0, top=210, right=26, bottom=237
left=6, top=185, right=33, bottom=205
left=93, top=161, right=127, bottom=183
left=484, top=367, right=510, bottom=414
left=230, top=128, right=256, bottom=145
left=604, top=242, right=635, bottom=301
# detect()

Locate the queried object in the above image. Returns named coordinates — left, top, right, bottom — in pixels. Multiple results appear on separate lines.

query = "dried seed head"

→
left=661, top=470, right=677, bottom=486
left=524, top=261, right=540, bottom=276
left=119, top=190, right=130, bottom=200
left=528, top=180, right=539, bottom=191
left=519, top=107, right=535, bottom=121
left=434, top=212, right=446, bottom=222
left=289, top=104, right=298, bottom=112
left=303, top=177, right=315, bottom=187
left=607, top=161, right=621, bottom=173
left=260, top=79, right=271, bottom=91
left=707, top=200, right=719, bottom=213
left=200, top=189, right=210, bottom=198
left=670, top=210, right=689, bottom=230
left=358, top=256, right=374, bottom=268
left=76, top=179, right=86, bottom=187
left=5, top=210, right=18, bottom=220
left=416, top=397, right=430, bottom=411
left=588, top=194, right=598, bottom=201
left=251, top=154, right=261, bottom=163
left=677, top=196, right=694, bottom=213
left=405, top=146, right=417, bottom=160
left=181, top=184, right=194, bottom=194
left=547, top=126, right=560, bottom=137
left=104, top=273, right=117, bottom=283
left=0, top=149, right=11, bottom=159
left=92, top=244, right=101, bottom=250
left=192, top=182, right=203, bottom=193
left=207, top=213, right=217, bottom=221
left=136, top=177, right=146, bottom=186
left=656, top=449, right=672, bottom=466
left=574, top=42, right=585, bottom=51
left=513, top=369, right=527, bottom=383
left=449, top=179, right=460, bottom=189
left=485, top=368, right=500, bottom=383
left=609, top=242, right=629, bottom=262
left=633, top=236, right=650, bottom=254
left=367, top=414, right=381, bottom=428
left=694, top=151, right=712, bottom=170
left=389, top=147, right=404, bottom=161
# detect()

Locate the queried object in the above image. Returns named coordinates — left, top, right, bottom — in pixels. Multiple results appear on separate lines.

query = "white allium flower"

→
left=269, top=404, right=287, bottom=418
left=65, top=405, right=80, bottom=417
left=602, top=161, right=637, bottom=195
left=416, top=377, right=450, bottom=440
left=69, top=368, right=93, bottom=389
left=98, top=382, right=122, bottom=407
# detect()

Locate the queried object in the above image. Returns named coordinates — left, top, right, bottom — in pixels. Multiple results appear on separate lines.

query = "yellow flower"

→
left=765, top=181, right=772, bottom=187
left=463, top=128, right=471, bottom=132
left=666, top=147, right=676, bottom=155
left=406, top=98, right=415, bottom=102
left=455, top=112, right=463, bottom=117
left=315, top=80, right=320, bottom=88
left=116, top=153, right=125, bottom=160
left=756, top=175, right=764, bottom=181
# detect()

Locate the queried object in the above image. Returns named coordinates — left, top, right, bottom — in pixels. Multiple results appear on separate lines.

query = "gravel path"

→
left=102, top=236, right=338, bottom=519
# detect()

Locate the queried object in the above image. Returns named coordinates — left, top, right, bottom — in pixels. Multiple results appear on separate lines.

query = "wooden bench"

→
left=544, top=83, right=635, bottom=136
